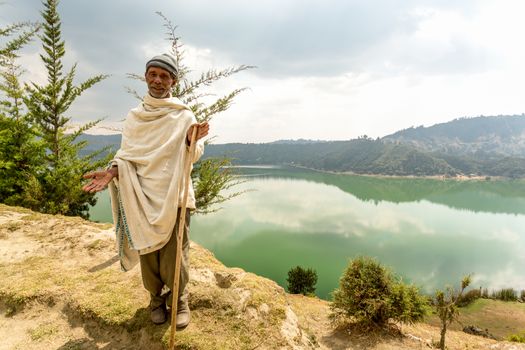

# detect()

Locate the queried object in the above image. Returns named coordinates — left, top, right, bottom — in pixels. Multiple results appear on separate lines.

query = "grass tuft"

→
left=509, top=332, right=525, bottom=343
left=28, top=322, right=59, bottom=341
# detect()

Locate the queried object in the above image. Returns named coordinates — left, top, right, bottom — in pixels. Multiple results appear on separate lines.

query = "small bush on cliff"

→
left=457, top=288, right=481, bottom=307
left=286, top=266, right=318, bottom=296
left=509, top=332, right=525, bottom=343
left=330, top=256, right=428, bottom=328
left=434, top=275, right=471, bottom=350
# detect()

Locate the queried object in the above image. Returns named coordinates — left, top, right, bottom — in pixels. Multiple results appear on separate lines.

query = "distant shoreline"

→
left=270, top=164, right=509, bottom=181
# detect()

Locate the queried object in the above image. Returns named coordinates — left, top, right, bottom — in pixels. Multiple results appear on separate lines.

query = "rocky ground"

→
left=0, top=204, right=524, bottom=349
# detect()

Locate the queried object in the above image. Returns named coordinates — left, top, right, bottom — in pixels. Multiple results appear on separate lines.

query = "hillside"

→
left=203, top=139, right=460, bottom=176
left=77, top=134, right=121, bottom=156
left=205, top=139, right=459, bottom=176
left=79, top=115, right=525, bottom=178
left=1, top=204, right=525, bottom=349
left=203, top=139, right=525, bottom=178
left=383, top=115, right=525, bottom=158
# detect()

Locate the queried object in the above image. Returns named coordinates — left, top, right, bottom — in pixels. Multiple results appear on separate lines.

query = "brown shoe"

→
left=151, top=305, right=167, bottom=325
left=176, top=301, right=191, bottom=329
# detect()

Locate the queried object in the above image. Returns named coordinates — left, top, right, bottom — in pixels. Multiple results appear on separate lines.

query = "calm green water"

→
left=90, top=166, right=525, bottom=299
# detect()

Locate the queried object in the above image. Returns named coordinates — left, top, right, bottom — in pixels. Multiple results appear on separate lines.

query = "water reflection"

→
left=190, top=169, right=525, bottom=299
left=238, top=166, right=525, bottom=215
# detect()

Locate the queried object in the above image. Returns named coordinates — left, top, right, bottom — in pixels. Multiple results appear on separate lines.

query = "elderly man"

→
left=83, top=53, right=209, bottom=328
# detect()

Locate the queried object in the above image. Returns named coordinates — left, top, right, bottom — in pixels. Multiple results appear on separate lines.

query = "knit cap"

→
left=146, top=53, right=178, bottom=77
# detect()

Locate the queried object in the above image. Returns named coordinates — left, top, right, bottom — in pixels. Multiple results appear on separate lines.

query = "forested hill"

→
left=80, top=114, right=525, bottom=178
left=202, top=139, right=525, bottom=178
left=204, top=139, right=458, bottom=176
left=383, top=114, right=525, bottom=158
left=77, top=134, right=121, bottom=154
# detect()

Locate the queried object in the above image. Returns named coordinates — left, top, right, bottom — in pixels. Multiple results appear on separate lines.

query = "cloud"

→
left=3, top=0, right=525, bottom=143
left=481, top=228, right=521, bottom=243
left=2, top=0, right=487, bottom=78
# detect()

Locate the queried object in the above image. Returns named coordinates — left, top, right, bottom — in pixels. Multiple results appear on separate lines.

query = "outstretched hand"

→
left=82, top=170, right=114, bottom=193
left=186, top=122, right=210, bottom=144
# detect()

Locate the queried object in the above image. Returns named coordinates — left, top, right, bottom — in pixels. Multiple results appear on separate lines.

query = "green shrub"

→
left=520, top=290, right=525, bottom=302
left=330, top=256, right=428, bottom=328
left=509, top=332, right=525, bottom=343
left=491, top=288, right=517, bottom=301
left=286, top=266, right=318, bottom=296
left=457, top=288, right=481, bottom=307
left=389, top=282, right=429, bottom=324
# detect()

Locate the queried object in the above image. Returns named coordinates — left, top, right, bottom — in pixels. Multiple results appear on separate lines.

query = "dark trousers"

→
left=139, top=209, right=190, bottom=309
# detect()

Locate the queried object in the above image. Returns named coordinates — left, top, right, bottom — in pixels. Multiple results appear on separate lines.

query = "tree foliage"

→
left=286, top=266, right=318, bottom=296
left=0, top=59, right=45, bottom=206
left=0, top=20, right=40, bottom=66
left=331, top=256, right=428, bottom=328
left=20, top=0, right=110, bottom=218
left=192, top=157, right=244, bottom=214
left=0, top=11, right=43, bottom=207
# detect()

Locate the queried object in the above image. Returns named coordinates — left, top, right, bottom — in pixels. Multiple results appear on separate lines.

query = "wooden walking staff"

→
left=169, top=124, right=198, bottom=349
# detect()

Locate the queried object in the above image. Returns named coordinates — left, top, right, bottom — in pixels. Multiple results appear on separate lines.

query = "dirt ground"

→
left=0, top=300, right=159, bottom=350
left=0, top=206, right=156, bottom=350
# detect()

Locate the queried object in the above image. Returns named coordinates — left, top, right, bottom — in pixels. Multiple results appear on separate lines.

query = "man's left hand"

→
left=187, top=122, right=210, bottom=144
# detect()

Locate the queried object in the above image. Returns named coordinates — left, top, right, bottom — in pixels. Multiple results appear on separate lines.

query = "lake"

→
left=89, top=166, right=525, bottom=300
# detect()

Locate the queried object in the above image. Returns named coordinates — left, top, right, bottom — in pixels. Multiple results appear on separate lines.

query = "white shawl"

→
left=109, top=94, right=204, bottom=271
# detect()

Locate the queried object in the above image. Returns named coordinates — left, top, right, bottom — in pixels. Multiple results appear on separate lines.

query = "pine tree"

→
left=0, top=59, right=45, bottom=206
left=0, top=14, right=42, bottom=206
left=0, top=20, right=39, bottom=66
left=24, top=0, right=110, bottom=218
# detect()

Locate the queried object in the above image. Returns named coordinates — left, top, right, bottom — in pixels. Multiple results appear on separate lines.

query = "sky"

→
left=1, top=0, right=525, bottom=143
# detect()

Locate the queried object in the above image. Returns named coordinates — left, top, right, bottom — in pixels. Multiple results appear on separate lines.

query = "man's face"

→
left=145, top=66, right=176, bottom=98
